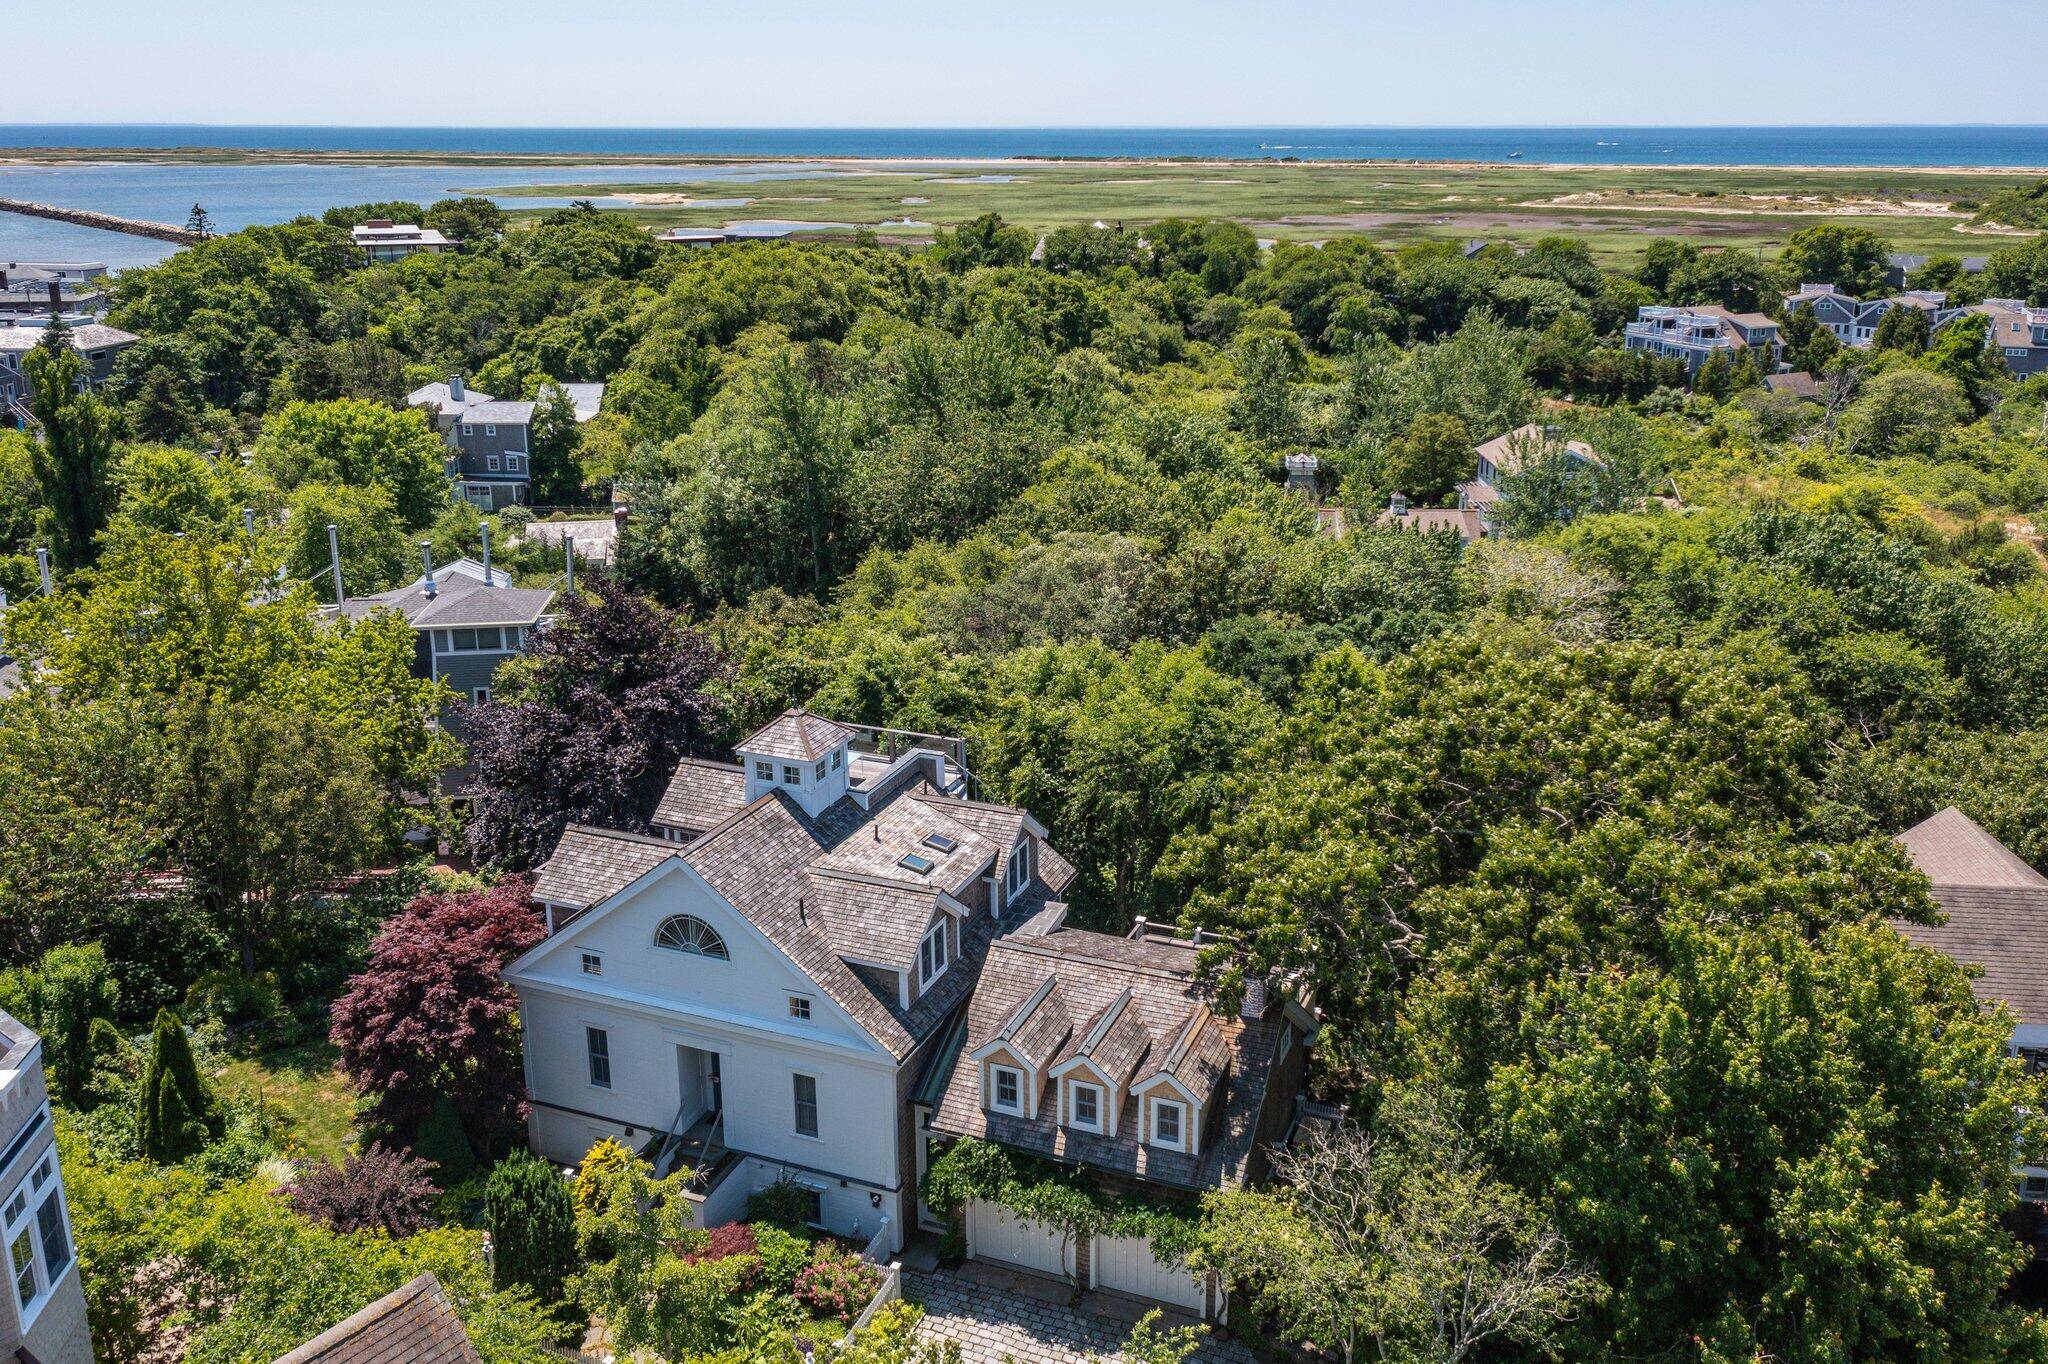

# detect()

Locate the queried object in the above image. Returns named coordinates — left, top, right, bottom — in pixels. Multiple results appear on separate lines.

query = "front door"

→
left=706, top=1052, right=722, bottom=1118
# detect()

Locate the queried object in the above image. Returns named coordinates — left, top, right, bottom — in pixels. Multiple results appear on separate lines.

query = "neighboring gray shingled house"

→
left=1782, top=283, right=1967, bottom=347
left=0, top=321, right=138, bottom=427
left=505, top=709, right=1079, bottom=1268
left=1891, top=806, right=2048, bottom=1201
left=332, top=557, right=553, bottom=789
left=1622, top=303, right=1782, bottom=379
left=271, top=1274, right=480, bottom=1364
left=407, top=377, right=535, bottom=511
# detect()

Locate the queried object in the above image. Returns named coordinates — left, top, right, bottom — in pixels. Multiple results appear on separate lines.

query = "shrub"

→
left=134, top=1009, right=223, bottom=1163
left=794, top=1243, right=882, bottom=1322
left=752, top=1220, right=810, bottom=1292
left=184, top=969, right=291, bottom=1043
left=575, top=1135, right=639, bottom=1214
left=484, top=1149, right=577, bottom=1304
left=683, top=1221, right=762, bottom=1292
left=284, top=1143, right=440, bottom=1235
left=747, top=1177, right=817, bottom=1231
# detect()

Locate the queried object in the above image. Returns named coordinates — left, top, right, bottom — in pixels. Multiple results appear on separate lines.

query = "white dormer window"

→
left=1006, top=841, right=1031, bottom=902
left=1069, top=1081, right=1104, bottom=1133
left=990, top=1065, right=1023, bottom=1114
left=918, top=921, right=949, bottom=988
left=782, top=763, right=801, bottom=785
left=1150, top=1099, right=1187, bottom=1151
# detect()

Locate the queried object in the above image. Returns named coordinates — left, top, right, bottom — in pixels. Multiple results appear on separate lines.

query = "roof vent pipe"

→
left=35, top=547, right=51, bottom=596
left=421, top=542, right=437, bottom=599
left=480, top=522, right=492, bottom=587
left=327, top=523, right=345, bottom=604
left=243, top=506, right=256, bottom=538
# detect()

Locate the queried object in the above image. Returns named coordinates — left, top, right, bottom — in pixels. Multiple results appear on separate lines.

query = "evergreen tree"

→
left=134, top=1008, right=221, bottom=1162
left=7, top=943, right=118, bottom=1107
left=185, top=204, right=213, bottom=237
left=484, top=1149, right=576, bottom=1304
left=20, top=342, right=116, bottom=571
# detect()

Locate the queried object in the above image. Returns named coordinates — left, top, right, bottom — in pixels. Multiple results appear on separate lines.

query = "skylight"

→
left=923, top=833, right=959, bottom=854
left=898, top=852, right=936, bottom=875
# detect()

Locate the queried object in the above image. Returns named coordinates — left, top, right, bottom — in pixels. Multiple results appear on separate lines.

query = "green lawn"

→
left=471, top=159, right=2044, bottom=266
left=213, top=1039, right=362, bottom=1165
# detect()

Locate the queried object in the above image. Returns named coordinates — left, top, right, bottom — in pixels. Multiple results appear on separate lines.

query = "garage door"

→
left=1092, top=1233, right=1210, bottom=1316
left=967, top=1200, right=1072, bottom=1278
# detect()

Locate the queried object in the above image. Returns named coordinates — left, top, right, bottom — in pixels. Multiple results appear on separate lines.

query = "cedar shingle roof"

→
left=653, top=759, right=748, bottom=837
left=1897, top=807, right=2048, bottom=890
left=1892, top=807, right=2048, bottom=1027
left=271, top=1274, right=481, bottom=1364
left=1058, top=987, right=1152, bottom=1087
left=931, top=925, right=1287, bottom=1191
left=335, top=565, right=552, bottom=630
left=532, top=825, right=675, bottom=912
left=739, top=709, right=855, bottom=763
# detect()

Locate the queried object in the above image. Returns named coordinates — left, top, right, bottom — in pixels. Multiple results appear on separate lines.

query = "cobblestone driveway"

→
left=905, top=1267, right=1256, bottom=1364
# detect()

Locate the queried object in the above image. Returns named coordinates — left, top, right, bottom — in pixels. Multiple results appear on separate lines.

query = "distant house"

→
left=1886, top=252, right=1988, bottom=290
left=1782, top=283, right=1966, bottom=347
left=0, top=319, right=138, bottom=426
left=1623, top=304, right=1782, bottom=378
left=1377, top=494, right=1486, bottom=545
left=1454, top=423, right=1603, bottom=534
left=1, top=1007, right=92, bottom=1364
left=560, top=381, right=606, bottom=424
left=271, top=1273, right=480, bottom=1364
left=1971, top=298, right=2048, bottom=379
left=657, top=227, right=733, bottom=247
left=0, top=263, right=108, bottom=320
left=1890, top=806, right=2048, bottom=1203
left=351, top=219, right=454, bottom=264
left=334, top=556, right=554, bottom=789
left=1763, top=370, right=1823, bottom=400
left=407, top=377, right=536, bottom=510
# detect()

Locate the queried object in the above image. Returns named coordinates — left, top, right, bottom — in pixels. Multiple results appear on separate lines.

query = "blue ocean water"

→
left=3, top=125, right=2045, bottom=268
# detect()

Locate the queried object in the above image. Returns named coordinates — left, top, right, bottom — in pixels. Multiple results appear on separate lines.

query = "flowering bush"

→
left=795, top=1243, right=882, bottom=1322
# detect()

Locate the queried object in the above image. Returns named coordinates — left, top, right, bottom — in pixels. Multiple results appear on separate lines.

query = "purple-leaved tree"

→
left=461, top=568, right=730, bottom=869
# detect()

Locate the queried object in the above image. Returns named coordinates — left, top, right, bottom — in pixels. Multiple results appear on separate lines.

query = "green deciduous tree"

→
left=0, top=943, right=118, bottom=1107
left=252, top=398, right=451, bottom=527
left=1777, top=224, right=1892, bottom=297
left=21, top=342, right=117, bottom=571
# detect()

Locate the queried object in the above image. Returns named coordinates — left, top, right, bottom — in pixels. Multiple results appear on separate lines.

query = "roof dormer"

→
left=738, top=708, right=855, bottom=818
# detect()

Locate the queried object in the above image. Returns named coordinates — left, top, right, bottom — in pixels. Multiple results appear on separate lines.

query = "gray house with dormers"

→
left=407, top=378, right=536, bottom=511
left=334, top=557, right=554, bottom=790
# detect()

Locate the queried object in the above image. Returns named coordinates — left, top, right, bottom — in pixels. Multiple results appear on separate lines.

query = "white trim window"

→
left=782, top=763, right=802, bottom=785
left=486, top=455, right=502, bottom=472
left=5, top=1149, right=73, bottom=1330
left=989, top=1064, right=1023, bottom=1114
left=579, top=950, right=603, bottom=977
left=1150, top=1098, right=1187, bottom=1151
left=586, top=1027, right=612, bottom=1089
left=655, top=914, right=729, bottom=960
left=788, top=994, right=812, bottom=1021
left=472, top=686, right=491, bottom=705
left=792, top=1073, right=820, bottom=1138
left=918, top=921, right=949, bottom=988
left=1069, top=1081, right=1104, bottom=1133
left=754, top=759, right=774, bottom=781
left=1006, top=841, right=1031, bottom=903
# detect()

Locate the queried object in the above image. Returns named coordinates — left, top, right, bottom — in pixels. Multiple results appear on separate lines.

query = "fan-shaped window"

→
left=655, top=915, right=729, bottom=960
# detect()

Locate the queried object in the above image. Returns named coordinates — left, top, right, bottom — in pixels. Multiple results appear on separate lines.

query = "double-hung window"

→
left=918, top=922, right=949, bottom=988
left=586, top=1027, right=612, bottom=1089
left=990, top=1065, right=1022, bottom=1114
left=1070, top=1082, right=1103, bottom=1133
left=5, top=1148, right=72, bottom=1329
left=1006, top=842, right=1031, bottom=902
left=792, top=1073, right=820, bottom=1138
left=1151, top=1099, right=1186, bottom=1150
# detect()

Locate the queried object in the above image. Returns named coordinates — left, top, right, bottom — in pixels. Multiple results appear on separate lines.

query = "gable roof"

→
left=1056, top=987, right=1152, bottom=1087
left=335, top=566, right=553, bottom=630
left=1474, top=423, right=1602, bottom=477
left=533, top=825, right=677, bottom=913
left=1898, top=807, right=2048, bottom=890
left=1891, top=807, right=2048, bottom=1027
left=272, top=1273, right=481, bottom=1364
left=653, top=758, right=749, bottom=836
left=932, top=925, right=1293, bottom=1191
left=739, top=709, right=855, bottom=763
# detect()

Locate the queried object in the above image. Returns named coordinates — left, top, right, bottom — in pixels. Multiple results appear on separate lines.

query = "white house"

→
left=505, top=709, right=1076, bottom=1255
left=1890, top=807, right=2048, bottom=1202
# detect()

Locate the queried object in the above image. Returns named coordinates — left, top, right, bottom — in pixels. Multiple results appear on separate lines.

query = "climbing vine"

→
left=922, top=1137, right=1203, bottom=1265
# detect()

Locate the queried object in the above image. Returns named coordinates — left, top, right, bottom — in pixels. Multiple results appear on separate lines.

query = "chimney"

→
left=1389, top=492, right=1408, bottom=517
left=35, top=547, right=51, bottom=596
left=480, top=522, right=493, bottom=586
left=46, top=281, right=61, bottom=314
left=448, top=375, right=466, bottom=404
left=421, top=542, right=437, bottom=599
left=327, top=523, right=346, bottom=603
left=1240, top=973, right=1270, bottom=1021
left=366, top=217, right=393, bottom=229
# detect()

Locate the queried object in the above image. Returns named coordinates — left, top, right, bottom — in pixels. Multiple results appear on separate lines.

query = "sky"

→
left=12, top=0, right=2048, bottom=128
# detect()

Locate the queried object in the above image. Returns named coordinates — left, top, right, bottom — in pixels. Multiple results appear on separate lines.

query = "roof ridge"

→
left=999, top=975, right=1059, bottom=1042
left=1076, top=986, right=1134, bottom=1058
left=807, top=865, right=939, bottom=895
left=992, top=933, right=1203, bottom=987
left=683, top=790, right=805, bottom=855
left=271, top=1273, right=444, bottom=1364
left=1160, top=1003, right=1211, bottom=1074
